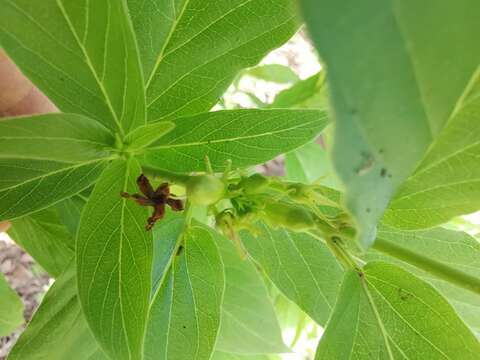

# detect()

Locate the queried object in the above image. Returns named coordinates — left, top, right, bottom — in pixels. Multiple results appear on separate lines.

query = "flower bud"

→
left=186, top=175, right=225, bottom=206
left=263, top=202, right=315, bottom=232
left=239, top=173, right=270, bottom=195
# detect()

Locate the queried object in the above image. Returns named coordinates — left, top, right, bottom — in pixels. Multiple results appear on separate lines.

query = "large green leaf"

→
left=0, top=0, right=145, bottom=134
left=214, top=233, right=288, bottom=354
left=9, top=207, right=74, bottom=277
left=8, top=264, right=107, bottom=360
left=384, top=82, right=480, bottom=229
left=0, top=113, right=114, bottom=162
left=142, top=109, right=327, bottom=172
left=301, top=0, right=480, bottom=248
left=240, top=224, right=343, bottom=326
left=0, top=158, right=107, bottom=221
left=126, top=0, right=299, bottom=121
left=144, top=224, right=225, bottom=360
left=76, top=159, right=152, bottom=360
left=0, top=271, right=23, bottom=337
left=315, top=262, right=480, bottom=359
left=366, top=225, right=480, bottom=336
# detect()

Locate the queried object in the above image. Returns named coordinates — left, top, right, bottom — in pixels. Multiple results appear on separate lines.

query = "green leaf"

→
left=9, top=207, right=74, bottom=277
left=240, top=224, right=343, bottom=326
left=285, top=141, right=338, bottom=189
left=212, top=353, right=279, bottom=360
left=269, top=72, right=327, bottom=109
left=384, top=83, right=480, bottom=229
left=0, top=271, right=23, bottom=337
left=144, top=224, right=225, bottom=360
left=214, top=233, right=288, bottom=354
left=0, top=0, right=145, bottom=134
left=8, top=264, right=107, bottom=360
left=241, top=64, right=299, bottom=84
left=76, top=158, right=152, bottom=360
left=127, top=0, right=299, bottom=121
left=300, top=0, right=480, bottom=248
left=315, top=262, right=480, bottom=359
left=151, top=212, right=185, bottom=295
left=55, top=194, right=88, bottom=236
left=142, top=109, right=328, bottom=173
left=0, top=158, right=107, bottom=221
left=124, top=121, right=175, bottom=151
left=366, top=225, right=480, bottom=336
left=0, top=113, right=114, bottom=162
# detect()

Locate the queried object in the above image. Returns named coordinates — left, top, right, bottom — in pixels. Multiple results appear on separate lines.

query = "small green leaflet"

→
left=144, top=224, right=225, bottom=360
left=384, top=79, right=480, bottom=229
left=142, top=109, right=328, bottom=173
left=240, top=64, right=299, bottom=84
left=301, top=0, right=480, bottom=249
left=0, top=271, right=24, bottom=337
left=124, top=121, right=175, bottom=151
left=240, top=224, right=343, bottom=326
left=214, top=233, right=288, bottom=355
left=8, top=264, right=108, bottom=360
left=9, top=207, right=74, bottom=277
left=76, top=159, right=152, bottom=360
left=315, top=262, right=480, bottom=359
left=366, top=225, right=480, bottom=336
left=0, top=0, right=146, bottom=134
left=0, top=158, right=107, bottom=221
left=269, top=72, right=327, bottom=109
left=0, top=113, right=114, bottom=162
left=127, top=0, right=299, bottom=121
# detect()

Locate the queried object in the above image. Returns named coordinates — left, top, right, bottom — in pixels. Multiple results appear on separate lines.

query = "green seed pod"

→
left=263, top=202, right=315, bottom=232
left=186, top=175, right=225, bottom=206
left=239, top=173, right=270, bottom=195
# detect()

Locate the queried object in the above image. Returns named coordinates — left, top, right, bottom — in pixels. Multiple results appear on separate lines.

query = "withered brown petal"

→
left=137, top=174, right=155, bottom=198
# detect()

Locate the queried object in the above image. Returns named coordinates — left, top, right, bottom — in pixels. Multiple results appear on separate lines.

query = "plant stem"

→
left=373, top=238, right=480, bottom=296
left=142, top=165, right=191, bottom=185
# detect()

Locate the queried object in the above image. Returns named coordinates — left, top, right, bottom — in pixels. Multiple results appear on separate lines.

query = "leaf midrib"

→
left=55, top=0, right=124, bottom=136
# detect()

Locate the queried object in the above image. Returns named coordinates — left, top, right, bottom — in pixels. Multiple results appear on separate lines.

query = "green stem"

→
left=142, top=165, right=191, bottom=185
left=373, top=238, right=480, bottom=296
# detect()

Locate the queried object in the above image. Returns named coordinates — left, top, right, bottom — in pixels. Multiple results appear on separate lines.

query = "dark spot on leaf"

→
left=379, top=148, right=384, bottom=154
left=366, top=208, right=371, bottom=213
left=183, top=325, right=186, bottom=329
left=380, top=168, right=387, bottom=177
left=355, top=152, right=374, bottom=176
left=398, top=288, right=411, bottom=301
